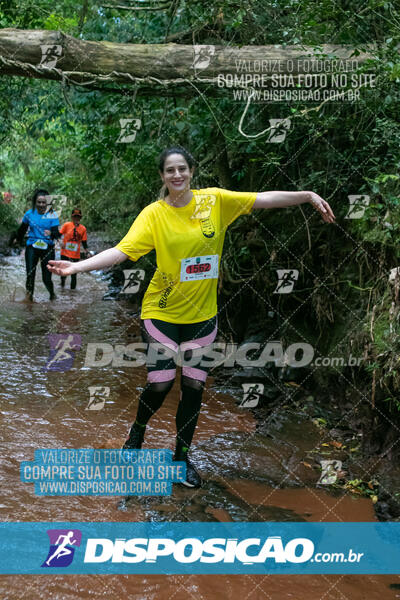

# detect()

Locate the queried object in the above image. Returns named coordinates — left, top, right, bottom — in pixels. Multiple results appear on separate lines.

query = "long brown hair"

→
left=158, top=146, right=196, bottom=198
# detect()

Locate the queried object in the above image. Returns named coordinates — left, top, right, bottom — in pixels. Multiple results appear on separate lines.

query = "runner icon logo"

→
left=41, top=529, right=82, bottom=568
left=318, top=460, right=343, bottom=485
left=44, top=194, right=67, bottom=218
left=39, top=45, right=62, bottom=68
left=43, top=334, right=82, bottom=372
left=86, top=386, right=110, bottom=410
left=121, top=269, right=145, bottom=294
left=240, top=383, right=264, bottom=408
left=267, top=118, right=292, bottom=143
left=191, top=45, right=215, bottom=70
left=345, top=195, right=370, bottom=219
left=191, top=194, right=216, bottom=219
left=274, top=269, right=299, bottom=294
left=117, top=118, right=142, bottom=144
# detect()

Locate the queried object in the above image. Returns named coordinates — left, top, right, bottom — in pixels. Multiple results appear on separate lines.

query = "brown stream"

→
left=1, top=254, right=399, bottom=599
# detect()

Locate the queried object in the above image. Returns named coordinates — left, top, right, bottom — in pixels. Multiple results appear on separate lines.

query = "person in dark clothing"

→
left=14, top=188, right=61, bottom=301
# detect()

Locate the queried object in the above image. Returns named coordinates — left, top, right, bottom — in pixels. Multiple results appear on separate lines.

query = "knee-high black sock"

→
left=175, top=381, right=204, bottom=452
left=134, top=380, right=174, bottom=427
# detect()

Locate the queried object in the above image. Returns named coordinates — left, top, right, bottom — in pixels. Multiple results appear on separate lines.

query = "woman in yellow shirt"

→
left=48, top=146, right=335, bottom=488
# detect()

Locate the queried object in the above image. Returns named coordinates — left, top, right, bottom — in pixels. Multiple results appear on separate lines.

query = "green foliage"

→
left=0, top=0, right=399, bottom=410
left=43, top=12, right=78, bottom=32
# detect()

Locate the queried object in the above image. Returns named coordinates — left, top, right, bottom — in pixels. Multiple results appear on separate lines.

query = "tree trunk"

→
left=0, top=28, right=375, bottom=95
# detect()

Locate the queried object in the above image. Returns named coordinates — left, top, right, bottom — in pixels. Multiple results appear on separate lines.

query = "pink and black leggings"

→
left=133, top=315, right=217, bottom=451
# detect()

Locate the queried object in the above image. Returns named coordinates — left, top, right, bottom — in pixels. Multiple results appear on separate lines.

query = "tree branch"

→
left=101, top=3, right=172, bottom=10
left=0, top=29, right=376, bottom=95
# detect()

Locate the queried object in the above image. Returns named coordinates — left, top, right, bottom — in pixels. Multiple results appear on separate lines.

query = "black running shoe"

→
left=122, top=424, right=145, bottom=450
left=174, top=449, right=203, bottom=488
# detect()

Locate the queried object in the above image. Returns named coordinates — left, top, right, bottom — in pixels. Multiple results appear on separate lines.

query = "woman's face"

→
left=35, top=195, right=48, bottom=214
left=160, top=153, right=194, bottom=194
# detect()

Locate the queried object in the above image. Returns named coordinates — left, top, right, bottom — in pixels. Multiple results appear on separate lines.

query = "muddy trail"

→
left=1, top=250, right=399, bottom=599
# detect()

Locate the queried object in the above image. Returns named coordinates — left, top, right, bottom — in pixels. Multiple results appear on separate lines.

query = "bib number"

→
left=65, top=242, right=78, bottom=252
left=180, top=254, right=219, bottom=282
left=32, top=240, right=48, bottom=250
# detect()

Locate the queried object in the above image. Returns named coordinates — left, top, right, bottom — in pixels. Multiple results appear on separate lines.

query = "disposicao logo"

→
left=41, top=529, right=82, bottom=568
left=83, top=536, right=314, bottom=564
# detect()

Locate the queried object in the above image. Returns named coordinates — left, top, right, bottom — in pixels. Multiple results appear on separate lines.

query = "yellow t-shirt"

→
left=115, top=187, right=257, bottom=324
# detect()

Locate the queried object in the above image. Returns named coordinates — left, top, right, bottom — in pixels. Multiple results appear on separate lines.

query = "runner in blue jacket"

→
left=14, top=188, right=61, bottom=301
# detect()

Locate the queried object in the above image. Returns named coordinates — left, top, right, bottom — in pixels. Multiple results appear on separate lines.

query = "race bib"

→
left=65, top=242, right=78, bottom=252
left=180, top=254, right=219, bottom=282
left=32, top=240, right=48, bottom=250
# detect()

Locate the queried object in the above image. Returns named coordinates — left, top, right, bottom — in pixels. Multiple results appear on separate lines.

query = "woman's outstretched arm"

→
left=47, top=247, right=128, bottom=276
left=253, top=191, right=336, bottom=223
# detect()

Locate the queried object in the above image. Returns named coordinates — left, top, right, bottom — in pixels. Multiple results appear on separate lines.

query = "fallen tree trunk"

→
left=0, top=28, right=376, bottom=95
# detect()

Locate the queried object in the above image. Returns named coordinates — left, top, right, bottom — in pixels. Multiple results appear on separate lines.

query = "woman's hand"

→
left=47, top=260, right=77, bottom=276
left=309, top=192, right=336, bottom=223
left=48, top=248, right=128, bottom=274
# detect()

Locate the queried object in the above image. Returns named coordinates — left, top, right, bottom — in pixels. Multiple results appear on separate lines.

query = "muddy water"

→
left=0, top=254, right=398, bottom=599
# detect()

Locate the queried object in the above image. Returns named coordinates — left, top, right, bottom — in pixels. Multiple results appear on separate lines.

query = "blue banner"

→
left=20, top=449, right=185, bottom=496
left=0, top=522, right=399, bottom=574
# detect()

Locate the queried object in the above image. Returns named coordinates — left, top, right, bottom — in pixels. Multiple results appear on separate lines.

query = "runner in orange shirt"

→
left=59, top=208, right=89, bottom=289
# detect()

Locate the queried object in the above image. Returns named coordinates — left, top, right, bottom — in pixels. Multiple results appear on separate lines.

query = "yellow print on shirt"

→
left=200, top=217, right=215, bottom=238
left=159, top=270, right=179, bottom=287
left=191, top=194, right=217, bottom=219
left=157, top=270, right=179, bottom=309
